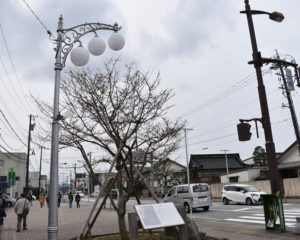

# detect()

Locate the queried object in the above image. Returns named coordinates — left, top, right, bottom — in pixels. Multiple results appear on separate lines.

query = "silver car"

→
left=164, top=183, right=213, bottom=213
left=3, top=194, right=16, bottom=207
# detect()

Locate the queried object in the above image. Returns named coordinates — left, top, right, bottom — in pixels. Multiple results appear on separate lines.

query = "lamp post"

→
left=220, top=150, right=230, bottom=183
left=240, top=0, right=284, bottom=195
left=48, top=15, right=125, bottom=240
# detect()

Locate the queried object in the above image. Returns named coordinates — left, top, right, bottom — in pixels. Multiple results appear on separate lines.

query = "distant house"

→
left=219, top=147, right=295, bottom=183
left=143, top=159, right=186, bottom=196
left=277, top=141, right=300, bottom=178
left=189, top=153, right=250, bottom=184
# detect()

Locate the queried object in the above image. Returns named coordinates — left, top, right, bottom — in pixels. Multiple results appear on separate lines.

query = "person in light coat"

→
left=14, top=193, right=30, bottom=232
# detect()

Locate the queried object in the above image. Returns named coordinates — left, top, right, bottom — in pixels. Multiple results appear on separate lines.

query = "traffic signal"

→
left=237, top=122, right=252, bottom=141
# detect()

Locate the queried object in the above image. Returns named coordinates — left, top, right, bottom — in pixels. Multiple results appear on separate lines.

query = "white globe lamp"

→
left=70, top=46, right=89, bottom=66
left=108, top=32, right=125, bottom=51
left=88, top=36, right=106, bottom=56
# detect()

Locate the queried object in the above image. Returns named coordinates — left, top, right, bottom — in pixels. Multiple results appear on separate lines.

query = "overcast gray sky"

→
left=1, top=0, right=300, bottom=178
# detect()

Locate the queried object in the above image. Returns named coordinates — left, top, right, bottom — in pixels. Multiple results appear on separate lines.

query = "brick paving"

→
left=2, top=199, right=119, bottom=240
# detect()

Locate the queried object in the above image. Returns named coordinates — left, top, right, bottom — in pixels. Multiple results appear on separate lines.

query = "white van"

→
left=163, top=183, right=212, bottom=213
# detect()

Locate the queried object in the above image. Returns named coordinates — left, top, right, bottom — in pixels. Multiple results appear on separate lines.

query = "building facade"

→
left=0, top=152, right=26, bottom=198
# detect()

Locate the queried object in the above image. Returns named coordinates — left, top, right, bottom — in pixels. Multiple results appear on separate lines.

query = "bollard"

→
left=295, top=217, right=300, bottom=234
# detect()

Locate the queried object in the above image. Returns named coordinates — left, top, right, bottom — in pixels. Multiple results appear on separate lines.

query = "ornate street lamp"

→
left=48, top=15, right=125, bottom=240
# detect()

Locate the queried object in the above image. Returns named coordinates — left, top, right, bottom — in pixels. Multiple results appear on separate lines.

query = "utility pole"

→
left=184, top=128, right=193, bottom=186
left=74, top=163, right=77, bottom=191
left=220, top=150, right=230, bottom=183
left=88, top=153, right=92, bottom=197
left=274, top=51, right=300, bottom=155
left=39, top=146, right=44, bottom=192
left=25, top=114, right=35, bottom=194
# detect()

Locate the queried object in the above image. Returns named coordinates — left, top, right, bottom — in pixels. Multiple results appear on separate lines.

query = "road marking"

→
left=225, top=218, right=265, bottom=224
left=233, top=207, right=251, bottom=211
left=192, top=216, right=223, bottom=221
left=240, top=216, right=296, bottom=222
left=254, top=213, right=300, bottom=216
left=224, top=218, right=296, bottom=227
left=284, top=210, right=300, bottom=213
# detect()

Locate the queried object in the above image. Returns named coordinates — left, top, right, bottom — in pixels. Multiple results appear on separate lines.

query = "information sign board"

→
left=134, top=202, right=184, bottom=230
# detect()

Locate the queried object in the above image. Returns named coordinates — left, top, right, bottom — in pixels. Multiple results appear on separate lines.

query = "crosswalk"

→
left=224, top=209, right=300, bottom=228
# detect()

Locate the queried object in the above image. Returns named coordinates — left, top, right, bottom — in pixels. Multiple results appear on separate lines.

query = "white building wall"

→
left=0, top=152, right=26, bottom=198
left=220, top=169, right=261, bottom=183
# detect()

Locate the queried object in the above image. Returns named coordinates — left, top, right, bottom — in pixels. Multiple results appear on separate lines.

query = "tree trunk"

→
left=117, top=166, right=129, bottom=240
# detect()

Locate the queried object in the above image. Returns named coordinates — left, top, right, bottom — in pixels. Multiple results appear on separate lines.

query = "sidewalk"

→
left=1, top=200, right=299, bottom=240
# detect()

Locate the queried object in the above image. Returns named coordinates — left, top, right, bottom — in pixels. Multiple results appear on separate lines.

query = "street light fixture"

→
left=48, top=15, right=125, bottom=240
left=240, top=0, right=284, bottom=196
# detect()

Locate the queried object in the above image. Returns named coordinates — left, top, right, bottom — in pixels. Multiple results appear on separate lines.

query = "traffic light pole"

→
left=242, top=0, right=284, bottom=196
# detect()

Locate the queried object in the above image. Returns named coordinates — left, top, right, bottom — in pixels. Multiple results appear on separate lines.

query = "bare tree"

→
left=36, top=58, right=184, bottom=239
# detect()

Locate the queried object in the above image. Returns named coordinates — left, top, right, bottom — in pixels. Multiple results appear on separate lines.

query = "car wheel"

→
left=6, top=202, right=12, bottom=207
left=246, top=198, right=253, bottom=206
left=184, top=203, right=190, bottom=213
left=222, top=197, right=229, bottom=205
left=203, top=206, right=209, bottom=211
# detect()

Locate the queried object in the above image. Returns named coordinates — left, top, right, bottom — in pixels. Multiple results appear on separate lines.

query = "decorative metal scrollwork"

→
left=58, top=22, right=121, bottom=67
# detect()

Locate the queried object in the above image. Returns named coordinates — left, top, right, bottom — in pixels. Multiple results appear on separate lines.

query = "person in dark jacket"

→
left=0, top=199, right=7, bottom=236
left=57, top=192, right=62, bottom=208
left=0, top=192, right=6, bottom=209
left=68, top=192, right=73, bottom=208
left=75, top=193, right=81, bottom=208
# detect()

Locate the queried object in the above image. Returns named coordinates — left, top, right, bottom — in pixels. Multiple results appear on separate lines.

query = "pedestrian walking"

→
left=39, top=193, right=45, bottom=208
left=14, top=193, right=30, bottom=232
left=26, top=192, right=33, bottom=206
left=75, top=193, right=81, bottom=208
left=68, top=192, right=73, bottom=208
left=0, top=194, right=7, bottom=238
left=46, top=194, right=49, bottom=207
left=0, top=192, right=6, bottom=209
left=57, top=192, right=62, bottom=208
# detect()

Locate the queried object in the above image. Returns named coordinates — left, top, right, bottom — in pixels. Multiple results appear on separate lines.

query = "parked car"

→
left=221, top=184, right=266, bottom=205
left=3, top=194, right=16, bottom=207
left=91, top=191, right=100, bottom=198
left=75, top=191, right=84, bottom=198
left=164, top=183, right=212, bottom=213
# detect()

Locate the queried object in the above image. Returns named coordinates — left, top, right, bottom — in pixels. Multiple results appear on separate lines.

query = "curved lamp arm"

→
left=55, top=15, right=121, bottom=68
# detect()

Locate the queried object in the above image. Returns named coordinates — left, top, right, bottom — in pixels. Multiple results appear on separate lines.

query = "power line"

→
left=0, top=24, right=32, bottom=111
left=0, top=109, right=27, bottom=146
left=0, top=58, right=28, bottom=115
left=21, top=0, right=54, bottom=37
left=0, top=136, right=25, bottom=151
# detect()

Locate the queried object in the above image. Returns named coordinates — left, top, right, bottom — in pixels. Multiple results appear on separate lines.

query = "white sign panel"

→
left=134, top=202, right=185, bottom=229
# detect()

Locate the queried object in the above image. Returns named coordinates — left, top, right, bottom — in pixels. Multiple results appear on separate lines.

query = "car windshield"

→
left=244, top=186, right=260, bottom=192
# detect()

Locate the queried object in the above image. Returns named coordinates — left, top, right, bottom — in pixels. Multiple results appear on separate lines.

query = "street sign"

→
left=8, top=168, right=15, bottom=186
left=134, top=202, right=184, bottom=229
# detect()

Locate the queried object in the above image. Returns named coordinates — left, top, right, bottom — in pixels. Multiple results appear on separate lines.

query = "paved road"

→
left=190, top=202, right=300, bottom=230
left=84, top=198, right=300, bottom=230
